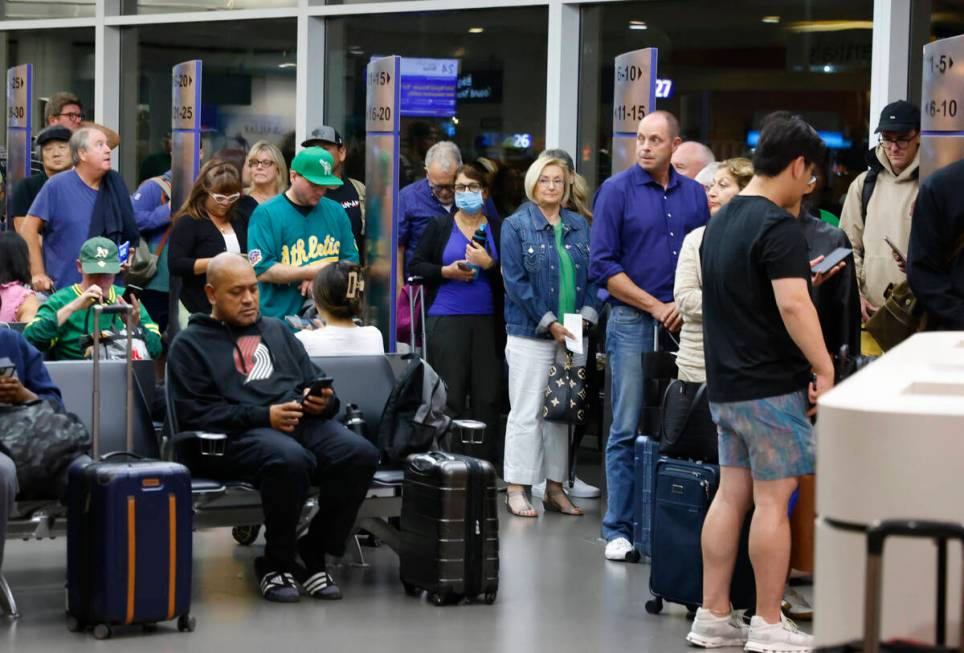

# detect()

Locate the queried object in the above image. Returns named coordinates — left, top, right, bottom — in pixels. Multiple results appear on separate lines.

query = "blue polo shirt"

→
left=397, top=177, right=500, bottom=271
left=590, top=165, right=709, bottom=304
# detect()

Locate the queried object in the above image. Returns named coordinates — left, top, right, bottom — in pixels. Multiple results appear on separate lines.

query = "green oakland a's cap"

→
left=79, top=237, right=121, bottom=274
left=291, top=147, right=343, bottom=187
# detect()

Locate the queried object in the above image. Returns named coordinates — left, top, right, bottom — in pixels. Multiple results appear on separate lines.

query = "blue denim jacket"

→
left=501, top=202, right=601, bottom=339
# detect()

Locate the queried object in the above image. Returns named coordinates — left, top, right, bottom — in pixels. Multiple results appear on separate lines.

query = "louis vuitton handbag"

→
left=542, top=351, right=588, bottom=425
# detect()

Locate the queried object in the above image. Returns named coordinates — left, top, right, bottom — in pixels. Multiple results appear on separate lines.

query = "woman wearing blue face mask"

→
left=409, top=163, right=505, bottom=468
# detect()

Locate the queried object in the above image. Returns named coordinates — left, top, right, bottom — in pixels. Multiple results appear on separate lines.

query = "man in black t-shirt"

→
left=302, top=126, right=366, bottom=263
left=8, top=125, right=73, bottom=232
left=686, top=113, right=832, bottom=652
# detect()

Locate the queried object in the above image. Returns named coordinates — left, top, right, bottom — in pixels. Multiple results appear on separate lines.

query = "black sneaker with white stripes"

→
left=254, top=556, right=300, bottom=603
left=302, top=570, right=342, bottom=600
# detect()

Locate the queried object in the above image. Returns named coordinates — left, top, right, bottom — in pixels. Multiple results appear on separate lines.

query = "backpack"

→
left=859, top=154, right=919, bottom=222
left=376, top=354, right=450, bottom=465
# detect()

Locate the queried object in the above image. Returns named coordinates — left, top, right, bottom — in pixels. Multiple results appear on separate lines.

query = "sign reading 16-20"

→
left=365, top=56, right=399, bottom=133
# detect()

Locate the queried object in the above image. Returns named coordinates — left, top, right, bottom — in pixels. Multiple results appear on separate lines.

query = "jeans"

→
left=602, top=305, right=655, bottom=542
left=189, top=417, right=378, bottom=571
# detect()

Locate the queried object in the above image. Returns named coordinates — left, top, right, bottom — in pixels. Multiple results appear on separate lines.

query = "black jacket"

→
left=167, top=314, right=338, bottom=435
left=167, top=195, right=257, bottom=314
left=908, top=158, right=964, bottom=330
left=408, top=213, right=506, bottom=351
left=800, top=212, right=861, bottom=357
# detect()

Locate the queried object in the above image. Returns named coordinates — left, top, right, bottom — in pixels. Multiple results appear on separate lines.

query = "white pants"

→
left=503, top=335, right=572, bottom=486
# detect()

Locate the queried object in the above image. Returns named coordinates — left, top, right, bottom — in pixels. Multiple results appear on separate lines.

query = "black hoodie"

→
left=167, top=313, right=338, bottom=435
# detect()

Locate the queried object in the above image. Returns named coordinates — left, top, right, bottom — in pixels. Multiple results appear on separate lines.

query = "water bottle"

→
left=342, top=403, right=369, bottom=441
left=468, top=224, right=488, bottom=278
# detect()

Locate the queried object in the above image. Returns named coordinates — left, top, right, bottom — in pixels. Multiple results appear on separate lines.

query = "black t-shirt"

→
left=283, top=193, right=313, bottom=217
left=324, top=179, right=363, bottom=248
left=10, top=171, right=47, bottom=219
left=700, top=195, right=813, bottom=403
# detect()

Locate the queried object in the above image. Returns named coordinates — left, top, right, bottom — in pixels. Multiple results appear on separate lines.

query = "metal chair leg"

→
left=0, top=574, right=20, bottom=619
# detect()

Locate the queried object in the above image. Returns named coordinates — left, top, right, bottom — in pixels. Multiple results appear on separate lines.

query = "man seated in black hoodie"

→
left=166, top=252, right=378, bottom=603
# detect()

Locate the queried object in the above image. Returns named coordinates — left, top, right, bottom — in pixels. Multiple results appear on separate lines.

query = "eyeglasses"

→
left=248, top=159, right=275, bottom=169
left=454, top=183, right=482, bottom=193
left=879, top=134, right=917, bottom=150
left=537, top=177, right=565, bottom=188
left=429, top=183, right=455, bottom=194
left=57, top=112, right=85, bottom=121
left=209, top=192, right=240, bottom=205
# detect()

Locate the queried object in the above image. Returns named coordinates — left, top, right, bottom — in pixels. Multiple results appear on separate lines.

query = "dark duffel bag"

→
left=658, top=380, right=718, bottom=463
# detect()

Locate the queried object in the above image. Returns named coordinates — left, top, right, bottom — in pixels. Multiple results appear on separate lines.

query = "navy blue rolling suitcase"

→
left=633, top=435, right=660, bottom=560
left=66, top=305, right=194, bottom=639
left=645, top=456, right=755, bottom=615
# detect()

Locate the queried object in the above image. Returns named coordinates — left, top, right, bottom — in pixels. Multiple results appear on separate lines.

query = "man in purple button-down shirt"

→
left=590, top=111, right=710, bottom=560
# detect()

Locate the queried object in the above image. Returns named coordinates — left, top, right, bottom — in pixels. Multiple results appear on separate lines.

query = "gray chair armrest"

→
left=172, top=431, right=228, bottom=457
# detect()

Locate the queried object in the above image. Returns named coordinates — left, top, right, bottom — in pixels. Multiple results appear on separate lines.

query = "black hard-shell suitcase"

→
left=66, top=304, right=194, bottom=639
left=645, top=456, right=755, bottom=616
left=400, top=451, right=499, bottom=605
left=817, top=520, right=964, bottom=653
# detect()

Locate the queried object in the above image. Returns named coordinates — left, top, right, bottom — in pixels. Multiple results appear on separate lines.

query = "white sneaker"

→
left=604, top=537, right=636, bottom=561
left=532, top=477, right=602, bottom=499
left=686, top=607, right=749, bottom=648
left=745, top=614, right=814, bottom=652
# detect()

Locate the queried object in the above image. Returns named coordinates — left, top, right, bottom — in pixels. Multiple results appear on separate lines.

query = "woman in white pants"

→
left=500, top=156, right=601, bottom=518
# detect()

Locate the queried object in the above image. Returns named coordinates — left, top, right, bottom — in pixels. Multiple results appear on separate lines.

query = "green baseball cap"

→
left=291, top=147, right=343, bottom=187
left=79, top=237, right=121, bottom=274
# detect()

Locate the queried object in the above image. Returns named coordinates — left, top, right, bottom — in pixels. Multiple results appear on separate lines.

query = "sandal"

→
left=543, top=490, right=584, bottom=516
left=505, top=490, right=537, bottom=518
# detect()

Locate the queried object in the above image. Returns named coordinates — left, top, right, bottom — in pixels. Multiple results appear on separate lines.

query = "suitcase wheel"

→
left=93, top=623, right=112, bottom=640
left=232, top=525, right=261, bottom=546
left=483, top=591, right=497, bottom=605
left=401, top=580, right=421, bottom=597
left=644, top=598, right=663, bottom=615
left=626, top=549, right=641, bottom=563
left=65, top=615, right=83, bottom=633
left=177, top=614, right=196, bottom=633
left=429, top=592, right=454, bottom=607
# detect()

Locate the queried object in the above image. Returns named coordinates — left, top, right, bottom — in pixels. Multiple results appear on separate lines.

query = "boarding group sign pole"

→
left=168, top=59, right=202, bottom=338
left=920, top=34, right=964, bottom=181
left=6, top=64, right=31, bottom=229
left=611, top=48, right=657, bottom=175
left=364, top=55, right=401, bottom=352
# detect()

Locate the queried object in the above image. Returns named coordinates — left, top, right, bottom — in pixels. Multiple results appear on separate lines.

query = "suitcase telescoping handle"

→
left=862, top=520, right=964, bottom=653
left=406, top=275, right=427, bottom=363
left=91, top=303, right=135, bottom=460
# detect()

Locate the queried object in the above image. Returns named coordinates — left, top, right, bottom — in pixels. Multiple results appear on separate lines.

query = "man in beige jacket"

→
left=840, top=101, right=920, bottom=354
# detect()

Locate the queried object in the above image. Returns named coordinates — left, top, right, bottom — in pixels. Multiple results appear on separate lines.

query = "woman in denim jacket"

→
left=500, top=156, right=601, bottom=518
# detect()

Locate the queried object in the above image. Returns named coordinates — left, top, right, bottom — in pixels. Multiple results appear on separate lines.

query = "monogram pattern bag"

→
left=542, top=351, right=588, bottom=425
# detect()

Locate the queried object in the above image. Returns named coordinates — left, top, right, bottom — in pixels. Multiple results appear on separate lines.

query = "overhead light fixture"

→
left=628, top=20, right=647, bottom=30
left=823, top=64, right=834, bottom=73
left=468, top=27, right=484, bottom=34
left=762, top=16, right=781, bottom=24
left=787, top=20, right=873, bottom=32
left=277, top=62, right=296, bottom=69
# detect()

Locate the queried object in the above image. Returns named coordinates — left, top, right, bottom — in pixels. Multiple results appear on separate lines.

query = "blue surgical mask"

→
left=455, top=190, right=484, bottom=214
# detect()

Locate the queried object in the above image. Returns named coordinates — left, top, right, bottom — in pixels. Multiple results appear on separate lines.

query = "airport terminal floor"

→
left=1, top=454, right=811, bottom=652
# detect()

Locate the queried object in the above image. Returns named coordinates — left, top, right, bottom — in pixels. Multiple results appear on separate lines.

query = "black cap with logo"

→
left=875, top=100, right=921, bottom=134
left=301, top=125, right=343, bottom=148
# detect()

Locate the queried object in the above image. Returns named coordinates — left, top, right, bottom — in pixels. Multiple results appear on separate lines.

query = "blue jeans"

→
left=603, top=305, right=655, bottom=542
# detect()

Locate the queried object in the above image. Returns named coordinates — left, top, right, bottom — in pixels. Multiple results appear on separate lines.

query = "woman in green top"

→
left=500, top=156, right=602, bottom=518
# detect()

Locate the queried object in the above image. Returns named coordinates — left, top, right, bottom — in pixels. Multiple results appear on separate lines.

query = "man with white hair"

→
left=20, top=126, right=137, bottom=292
left=397, top=141, right=499, bottom=277
left=672, top=141, right=716, bottom=180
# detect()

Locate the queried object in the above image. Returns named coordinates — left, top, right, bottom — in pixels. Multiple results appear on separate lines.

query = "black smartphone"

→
left=303, top=376, right=334, bottom=401
left=883, top=236, right=907, bottom=265
left=811, top=247, right=852, bottom=275
left=0, top=365, right=15, bottom=379
left=456, top=261, right=472, bottom=271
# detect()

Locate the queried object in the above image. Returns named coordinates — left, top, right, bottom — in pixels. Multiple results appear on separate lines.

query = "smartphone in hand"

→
left=456, top=261, right=472, bottom=272
left=883, top=236, right=906, bottom=266
left=302, top=376, right=334, bottom=403
left=811, top=247, right=852, bottom=275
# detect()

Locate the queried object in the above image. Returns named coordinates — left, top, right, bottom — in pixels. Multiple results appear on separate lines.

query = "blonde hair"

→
left=570, top=172, right=592, bottom=222
left=525, top=156, right=571, bottom=207
left=719, top=157, right=754, bottom=190
left=244, top=140, right=288, bottom=196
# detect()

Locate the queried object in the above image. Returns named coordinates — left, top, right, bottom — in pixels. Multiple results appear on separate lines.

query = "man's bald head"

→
left=204, top=253, right=260, bottom=326
left=636, top=111, right=682, bottom=179
left=672, top=141, right=716, bottom=179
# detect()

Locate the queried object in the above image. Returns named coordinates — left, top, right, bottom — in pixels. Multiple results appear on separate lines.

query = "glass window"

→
left=119, top=0, right=294, bottom=16
left=326, top=7, right=548, bottom=217
left=118, top=19, right=296, bottom=189
left=578, top=0, right=874, bottom=219
left=0, top=1, right=94, bottom=20
left=4, top=28, right=97, bottom=129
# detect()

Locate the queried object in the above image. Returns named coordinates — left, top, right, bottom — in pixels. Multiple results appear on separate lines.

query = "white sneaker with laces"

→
left=745, top=614, right=814, bottom=652
left=532, top=477, right=602, bottom=499
left=686, top=607, right=749, bottom=648
left=604, top=537, right=636, bottom=561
